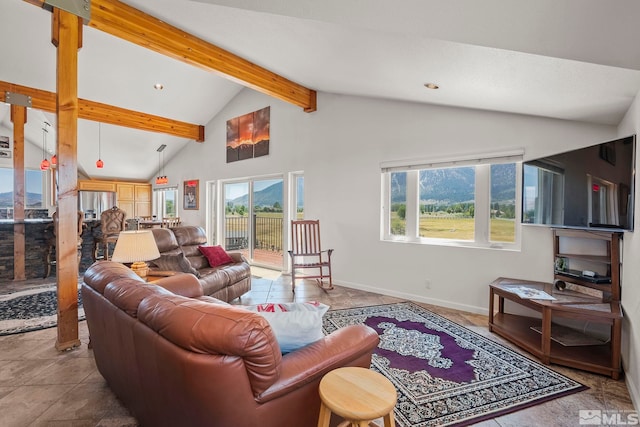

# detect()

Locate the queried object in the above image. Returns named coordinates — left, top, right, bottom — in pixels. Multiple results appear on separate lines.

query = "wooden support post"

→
left=10, top=105, right=27, bottom=281
left=52, top=6, right=82, bottom=351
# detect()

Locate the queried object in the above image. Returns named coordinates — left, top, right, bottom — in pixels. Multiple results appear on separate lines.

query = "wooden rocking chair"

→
left=288, top=220, right=334, bottom=292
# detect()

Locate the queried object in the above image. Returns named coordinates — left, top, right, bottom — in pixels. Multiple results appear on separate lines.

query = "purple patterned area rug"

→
left=323, top=302, right=587, bottom=427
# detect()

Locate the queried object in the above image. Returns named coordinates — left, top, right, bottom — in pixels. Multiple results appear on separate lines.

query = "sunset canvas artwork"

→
left=226, top=106, right=270, bottom=163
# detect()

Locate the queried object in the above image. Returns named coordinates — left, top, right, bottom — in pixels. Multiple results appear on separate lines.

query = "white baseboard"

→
left=625, top=372, right=640, bottom=411
left=335, top=279, right=488, bottom=316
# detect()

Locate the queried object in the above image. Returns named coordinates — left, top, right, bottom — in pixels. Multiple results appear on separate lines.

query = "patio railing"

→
left=224, top=215, right=283, bottom=252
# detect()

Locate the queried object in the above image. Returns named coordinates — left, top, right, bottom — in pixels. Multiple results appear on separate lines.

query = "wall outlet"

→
left=424, top=279, right=431, bottom=289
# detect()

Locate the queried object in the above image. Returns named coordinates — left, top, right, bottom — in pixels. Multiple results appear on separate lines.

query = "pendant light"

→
left=155, top=144, right=168, bottom=185
left=49, top=122, right=57, bottom=166
left=40, top=122, right=50, bottom=171
left=96, top=122, right=104, bottom=168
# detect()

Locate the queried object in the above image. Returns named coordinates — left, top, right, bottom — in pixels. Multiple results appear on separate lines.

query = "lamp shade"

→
left=111, top=230, right=160, bottom=263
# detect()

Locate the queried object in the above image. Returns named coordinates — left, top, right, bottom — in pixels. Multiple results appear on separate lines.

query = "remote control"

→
left=582, top=270, right=596, bottom=277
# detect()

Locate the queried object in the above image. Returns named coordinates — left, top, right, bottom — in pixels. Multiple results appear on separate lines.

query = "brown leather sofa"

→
left=82, top=261, right=379, bottom=427
left=150, top=225, right=251, bottom=302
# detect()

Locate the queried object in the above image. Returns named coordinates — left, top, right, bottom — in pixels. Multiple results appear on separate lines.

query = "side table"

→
left=489, top=277, right=622, bottom=379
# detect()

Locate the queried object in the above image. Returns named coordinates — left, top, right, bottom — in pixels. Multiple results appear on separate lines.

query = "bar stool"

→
left=317, top=367, right=397, bottom=427
left=92, top=206, right=126, bottom=261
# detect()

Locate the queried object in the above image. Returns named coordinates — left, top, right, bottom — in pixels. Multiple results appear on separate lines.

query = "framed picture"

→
left=0, top=150, right=11, bottom=159
left=183, top=179, right=199, bottom=210
left=0, top=135, right=9, bottom=150
left=226, top=106, right=270, bottom=163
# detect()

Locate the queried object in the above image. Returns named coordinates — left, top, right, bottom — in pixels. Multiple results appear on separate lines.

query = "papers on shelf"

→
left=507, top=286, right=556, bottom=300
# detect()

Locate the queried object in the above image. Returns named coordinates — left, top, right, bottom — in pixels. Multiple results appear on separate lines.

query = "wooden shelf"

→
left=491, top=312, right=614, bottom=373
left=553, top=228, right=621, bottom=302
left=556, top=253, right=611, bottom=264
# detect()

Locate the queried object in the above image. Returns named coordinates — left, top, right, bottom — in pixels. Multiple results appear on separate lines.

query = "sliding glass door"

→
left=223, top=177, right=284, bottom=269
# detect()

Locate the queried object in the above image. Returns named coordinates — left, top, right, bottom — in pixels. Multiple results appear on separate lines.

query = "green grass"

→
left=489, top=218, right=516, bottom=242
left=391, top=213, right=515, bottom=242
left=419, top=217, right=475, bottom=240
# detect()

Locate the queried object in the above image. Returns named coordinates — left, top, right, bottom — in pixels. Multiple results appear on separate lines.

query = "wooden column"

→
left=11, top=105, right=27, bottom=281
left=52, top=7, right=82, bottom=351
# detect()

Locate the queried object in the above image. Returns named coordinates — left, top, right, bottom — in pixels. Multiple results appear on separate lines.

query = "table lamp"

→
left=111, top=230, right=160, bottom=278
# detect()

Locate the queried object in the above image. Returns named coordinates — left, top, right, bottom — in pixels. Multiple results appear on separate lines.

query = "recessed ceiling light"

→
left=154, top=83, right=164, bottom=90
left=424, top=83, right=439, bottom=90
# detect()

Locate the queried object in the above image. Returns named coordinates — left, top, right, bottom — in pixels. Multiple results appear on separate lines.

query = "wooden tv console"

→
left=489, top=229, right=623, bottom=379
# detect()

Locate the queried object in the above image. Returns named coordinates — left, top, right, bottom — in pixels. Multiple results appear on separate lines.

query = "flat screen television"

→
left=522, top=135, right=636, bottom=231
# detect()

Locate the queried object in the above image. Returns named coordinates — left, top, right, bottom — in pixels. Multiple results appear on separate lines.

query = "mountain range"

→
left=0, top=192, right=43, bottom=208
left=227, top=180, right=303, bottom=208
left=390, top=164, right=516, bottom=204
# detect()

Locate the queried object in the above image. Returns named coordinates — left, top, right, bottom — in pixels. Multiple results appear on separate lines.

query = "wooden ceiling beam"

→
left=88, top=0, right=317, bottom=112
left=0, top=80, right=204, bottom=141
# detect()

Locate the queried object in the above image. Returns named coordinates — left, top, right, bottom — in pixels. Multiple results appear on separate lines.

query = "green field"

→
left=391, top=214, right=515, bottom=242
left=228, top=212, right=516, bottom=245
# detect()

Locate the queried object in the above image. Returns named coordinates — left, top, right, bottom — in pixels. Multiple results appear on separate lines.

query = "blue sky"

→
left=224, top=178, right=281, bottom=200
left=0, top=169, right=45, bottom=193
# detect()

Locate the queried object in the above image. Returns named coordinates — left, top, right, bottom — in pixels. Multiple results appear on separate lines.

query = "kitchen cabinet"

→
left=78, top=180, right=116, bottom=192
left=117, top=183, right=151, bottom=218
left=78, top=180, right=151, bottom=219
left=134, top=184, right=152, bottom=217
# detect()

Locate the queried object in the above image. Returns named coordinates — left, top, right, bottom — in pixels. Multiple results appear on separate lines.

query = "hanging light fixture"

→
left=155, top=144, right=168, bottom=185
left=49, top=122, right=57, bottom=166
left=40, top=122, right=50, bottom=171
left=96, top=122, right=104, bottom=168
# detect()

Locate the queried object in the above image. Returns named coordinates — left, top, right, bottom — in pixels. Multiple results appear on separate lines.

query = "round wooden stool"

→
left=317, top=367, right=397, bottom=427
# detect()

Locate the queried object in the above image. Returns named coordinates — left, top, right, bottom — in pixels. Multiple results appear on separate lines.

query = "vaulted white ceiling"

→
left=1, top=0, right=639, bottom=181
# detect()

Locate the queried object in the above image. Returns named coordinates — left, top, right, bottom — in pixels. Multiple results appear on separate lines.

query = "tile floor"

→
left=0, top=269, right=635, bottom=426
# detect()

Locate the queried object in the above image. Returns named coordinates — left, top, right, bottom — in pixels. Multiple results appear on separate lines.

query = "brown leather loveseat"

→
left=82, top=261, right=380, bottom=427
left=150, top=225, right=250, bottom=302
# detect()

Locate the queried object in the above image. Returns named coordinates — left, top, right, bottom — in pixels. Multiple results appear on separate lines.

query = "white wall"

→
left=617, top=91, right=640, bottom=411
left=165, top=88, right=640, bottom=403
left=167, top=88, right=638, bottom=406
left=163, top=89, right=616, bottom=313
left=0, top=124, right=43, bottom=170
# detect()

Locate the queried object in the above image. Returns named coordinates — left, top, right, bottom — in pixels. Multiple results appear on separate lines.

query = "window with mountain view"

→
left=0, top=168, right=45, bottom=218
left=389, top=171, right=407, bottom=236
left=490, top=163, right=516, bottom=242
left=418, top=166, right=476, bottom=240
left=383, top=159, right=520, bottom=248
left=223, top=177, right=285, bottom=269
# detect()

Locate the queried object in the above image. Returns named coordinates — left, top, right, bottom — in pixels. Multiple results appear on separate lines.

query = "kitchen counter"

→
left=0, top=218, right=53, bottom=224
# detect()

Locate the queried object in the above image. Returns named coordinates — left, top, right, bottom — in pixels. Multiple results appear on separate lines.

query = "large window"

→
left=292, top=173, right=304, bottom=219
left=418, top=166, right=476, bottom=240
left=382, top=153, right=521, bottom=248
left=389, top=171, right=407, bottom=236
left=153, top=186, right=178, bottom=220
left=0, top=168, right=45, bottom=218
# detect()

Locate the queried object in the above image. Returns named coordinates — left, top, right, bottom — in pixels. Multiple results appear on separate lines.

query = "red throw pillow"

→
left=198, top=245, right=234, bottom=267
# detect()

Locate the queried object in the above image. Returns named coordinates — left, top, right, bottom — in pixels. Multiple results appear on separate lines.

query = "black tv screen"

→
left=522, top=135, right=636, bottom=231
